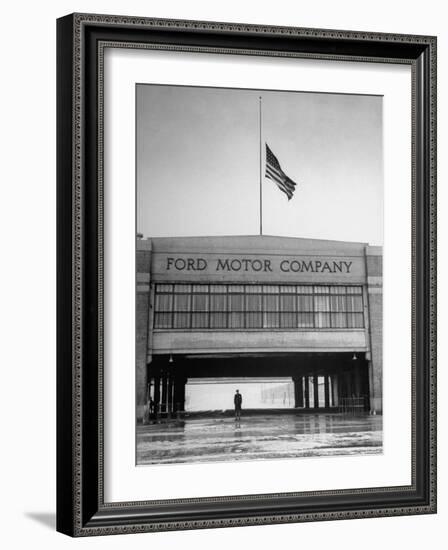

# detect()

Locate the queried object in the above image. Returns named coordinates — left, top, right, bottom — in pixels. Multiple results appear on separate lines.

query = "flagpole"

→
left=259, top=96, right=263, bottom=236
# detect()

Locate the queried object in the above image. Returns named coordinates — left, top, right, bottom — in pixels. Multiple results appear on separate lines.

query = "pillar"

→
left=172, top=378, right=180, bottom=413
left=324, top=376, right=330, bottom=408
left=167, top=374, right=174, bottom=416
left=171, top=376, right=187, bottom=414
left=332, top=375, right=339, bottom=407
left=313, top=376, right=319, bottom=408
left=366, top=245, right=383, bottom=414
left=179, top=378, right=187, bottom=411
left=304, top=376, right=310, bottom=408
left=153, top=374, right=161, bottom=417
left=161, top=373, right=168, bottom=414
left=136, top=239, right=152, bottom=422
left=293, top=376, right=304, bottom=408
left=354, top=367, right=362, bottom=396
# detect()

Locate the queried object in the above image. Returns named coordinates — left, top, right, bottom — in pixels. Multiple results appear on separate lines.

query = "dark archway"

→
left=146, top=352, right=370, bottom=416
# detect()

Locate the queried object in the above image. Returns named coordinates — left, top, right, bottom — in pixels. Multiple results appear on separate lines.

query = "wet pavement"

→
left=136, top=413, right=382, bottom=465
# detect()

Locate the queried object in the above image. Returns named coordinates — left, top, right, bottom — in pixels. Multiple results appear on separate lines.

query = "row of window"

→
left=156, top=284, right=362, bottom=295
left=153, top=284, right=365, bottom=330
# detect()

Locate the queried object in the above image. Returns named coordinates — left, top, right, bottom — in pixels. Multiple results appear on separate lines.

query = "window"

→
left=153, top=284, right=364, bottom=330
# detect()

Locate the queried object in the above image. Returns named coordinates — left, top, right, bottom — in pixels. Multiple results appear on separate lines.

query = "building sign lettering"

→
left=165, top=256, right=353, bottom=274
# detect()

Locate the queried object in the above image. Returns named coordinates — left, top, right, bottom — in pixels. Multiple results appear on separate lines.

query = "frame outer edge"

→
left=56, top=13, right=76, bottom=537
left=60, top=13, right=437, bottom=536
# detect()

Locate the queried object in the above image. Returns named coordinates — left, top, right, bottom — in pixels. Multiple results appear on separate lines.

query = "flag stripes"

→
left=265, top=143, right=297, bottom=201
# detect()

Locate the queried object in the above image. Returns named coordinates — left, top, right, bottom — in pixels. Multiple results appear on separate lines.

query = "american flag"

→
left=265, top=143, right=297, bottom=201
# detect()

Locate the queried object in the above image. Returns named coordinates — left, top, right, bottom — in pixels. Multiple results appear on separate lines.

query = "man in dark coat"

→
left=234, top=389, right=242, bottom=420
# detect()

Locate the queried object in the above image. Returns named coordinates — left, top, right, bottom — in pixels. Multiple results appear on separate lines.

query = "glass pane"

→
left=192, top=284, right=208, bottom=292
left=264, top=312, right=279, bottom=328
left=315, top=312, right=331, bottom=328
left=298, top=295, right=313, bottom=311
left=210, top=294, right=227, bottom=311
left=229, top=312, right=245, bottom=328
left=246, top=294, right=263, bottom=311
left=347, top=312, right=364, bottom=328
left=246, top=312, right=263, bottom=328
left=297, top=285, right=313, bottom=294
left=154, top=312, right=172, bottom=329
left=314, top=286, right=330, bottom=294
left=174, top=284, right=191, bottom=293
left=229, top=294, right=244, bottom=310
left=192, top=293, right=208, bottom=311
left=245, top=285, right=262, bottom=293
left=157, top=284, right=173, bottom=293
left=280, top=285, right=296, bottom=293
left=330, top=295, right=347, bottom=312
left=263, top=294, right=279, bottom=311
left=228, top=285, right=244, bottom=293
left=331, top=313, right=347, bottom=328
left=210, top=312, right=227, bottom=328
left=330, top=286, right=346, bottom=294
left=280, top=312, right=296, bottom=328
left=263, top=285, right=279, bottom=294
left=314, top=295, right=330, bottom=312
left=280, top=295, right=296, bottom=312
left=210, top=284, right=227, bottom=293
left=155, top=293, right=172, bottom=311
left=347, top=295, right=363, bottom=311
left=173, top=312, right=190, bottom=328
left=347, top=286, right=363, bottom=294
left=174, top=294, right=190, bottom=311
left=191, top=312, right=208, bottom=328
left=298, top=313, right=314, bottom=327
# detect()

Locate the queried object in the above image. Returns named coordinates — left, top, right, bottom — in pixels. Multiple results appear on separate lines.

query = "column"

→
left=324, top=376, right=330, bottom=408
left=153, top=373, right=161, bottom=418
left=313, top=376, right=319, bottom=408
left=161, top=372, right=168, bottom=414
left=167, top=374, right=174, bottom=417
left=354, top=367, right=361, bottom=396
left=293, top=377, right=304, bottom=408
left=297, top=376, right=304, bottom=408
left=332, top=375, right=339, bottom=407
left=172, top=377, right=180, bottom=414
left=179, top=378, right=187, bottom=411
left=304, top=376, right=310, bottom=408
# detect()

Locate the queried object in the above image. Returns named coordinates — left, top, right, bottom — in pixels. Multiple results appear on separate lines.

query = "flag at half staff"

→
left=265, top=143, right=297, bottom=201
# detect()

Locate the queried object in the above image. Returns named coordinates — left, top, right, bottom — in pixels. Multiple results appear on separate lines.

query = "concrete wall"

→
left=136, top=236, right=383, bottom=419
left=365, top=245, right=383, bottom=413
left=149, top=235, right=367, bottom=284
left=152, top=329, right=367, bottom=355
left=136, top=239, right=151, bottom=419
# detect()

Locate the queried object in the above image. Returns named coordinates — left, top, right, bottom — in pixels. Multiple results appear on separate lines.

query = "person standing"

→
left=234, top=389, right=242, bottom=420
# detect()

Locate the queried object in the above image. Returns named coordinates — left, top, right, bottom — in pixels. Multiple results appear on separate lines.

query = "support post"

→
left=332, top=375, right=339, bottom=407
left=304, top=376, right=310, bottom=408
left=153, top=374, right=160, bottom=418
left=313, top=376, right=319, bottom=408
left=324, top=376, right=330, bottom=408
left=167, top=374, right=174, bottom=417
left=161, top=373, right=168, bottom=414
left=295, top=376, right=304, bottom=407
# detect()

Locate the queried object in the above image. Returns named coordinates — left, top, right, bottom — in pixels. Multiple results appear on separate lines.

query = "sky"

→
left=136, top=84, right=383, bottom=245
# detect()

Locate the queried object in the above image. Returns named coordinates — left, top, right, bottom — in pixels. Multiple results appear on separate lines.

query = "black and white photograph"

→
left=135, top=84, right=383, bottom=465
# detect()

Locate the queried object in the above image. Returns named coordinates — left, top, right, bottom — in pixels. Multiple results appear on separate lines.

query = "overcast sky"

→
left=136, top=84, right=383, bottom=245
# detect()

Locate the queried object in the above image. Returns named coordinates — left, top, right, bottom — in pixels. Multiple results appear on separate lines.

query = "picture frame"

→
left=56, top=13, right=437, bottom=536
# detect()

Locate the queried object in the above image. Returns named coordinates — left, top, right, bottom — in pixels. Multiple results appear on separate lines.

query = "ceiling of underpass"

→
left=150, top=352, right=367, bottom=377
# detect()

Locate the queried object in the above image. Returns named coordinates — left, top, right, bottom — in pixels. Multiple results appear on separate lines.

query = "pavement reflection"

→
left=137, top=413, right=382, bottom=465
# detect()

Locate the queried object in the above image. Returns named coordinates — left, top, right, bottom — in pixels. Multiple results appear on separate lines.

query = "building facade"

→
left=136, top=235, right=382, bottom=420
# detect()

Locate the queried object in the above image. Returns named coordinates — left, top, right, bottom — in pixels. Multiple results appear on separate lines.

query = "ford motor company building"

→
left=136, top=235, right=382, bottom=421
